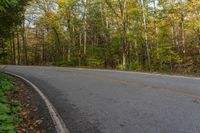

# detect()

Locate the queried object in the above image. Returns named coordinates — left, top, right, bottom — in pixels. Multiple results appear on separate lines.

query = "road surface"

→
left=1, top=65, right=200, bottom=133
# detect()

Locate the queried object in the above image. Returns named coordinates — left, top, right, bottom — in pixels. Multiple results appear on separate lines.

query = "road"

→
left=1, top=65, right=200, bottom=133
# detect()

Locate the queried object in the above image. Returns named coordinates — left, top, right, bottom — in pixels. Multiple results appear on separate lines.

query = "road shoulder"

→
left=10, top=75, right=56, bottom=132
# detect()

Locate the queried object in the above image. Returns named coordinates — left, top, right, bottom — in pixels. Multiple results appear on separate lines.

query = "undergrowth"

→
left=0, top=73, right=21, bottom=133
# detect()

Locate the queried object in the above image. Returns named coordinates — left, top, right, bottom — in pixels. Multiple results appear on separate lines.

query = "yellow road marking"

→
left=79, top=73, right=200, bottom=100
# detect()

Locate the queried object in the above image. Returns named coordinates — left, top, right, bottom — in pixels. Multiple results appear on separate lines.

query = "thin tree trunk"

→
left=16, top=31, right=21, bottom=64
left=9, top=37, right=13, bottom=64
left=181, top=14, right=186, bottom=63
left=12, top=32, right=16, bottom=64
left=134, top=39, right=139, bottom=64
left=21, top=23, right=28, bottom=65
left=180, top=0, right=186, bottom=63
left=67, top=12, right=72, bottom=62
left=83, top=0, right=87, bottom=55
left=79, top=32, right=82, bottom=67
left=42, top=33, right=45, bottom=64
left=171, top=25, right=175, bottom=46
left=52, top=27, right=61, bottom=62
left=141, top=0, right=150, bottom=70
left=119, top=0, right=127, bottom=68
left=153, top=0, right=159, bottom=61
left=175, top=25, right=180, bottom=51
left=1, top=39, right=6, bottom=64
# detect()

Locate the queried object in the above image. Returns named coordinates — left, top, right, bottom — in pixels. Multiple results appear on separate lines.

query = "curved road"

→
left=1, top=65, right=200, bottom=133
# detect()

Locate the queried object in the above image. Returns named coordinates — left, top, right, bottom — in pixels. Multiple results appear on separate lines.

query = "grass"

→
left=0, top=73, right=21, bottom=133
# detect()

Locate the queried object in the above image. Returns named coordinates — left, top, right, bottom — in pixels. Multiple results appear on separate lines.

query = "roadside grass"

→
left=0, top=73, right=22, bottom=133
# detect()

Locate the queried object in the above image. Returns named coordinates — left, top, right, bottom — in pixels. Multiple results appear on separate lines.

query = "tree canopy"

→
left=1, top=0, right=200, bottom=75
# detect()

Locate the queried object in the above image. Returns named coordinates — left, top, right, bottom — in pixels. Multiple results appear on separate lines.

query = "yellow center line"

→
left=78, top=73, right=200, bottom=100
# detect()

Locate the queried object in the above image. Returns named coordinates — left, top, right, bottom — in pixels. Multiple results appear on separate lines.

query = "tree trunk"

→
left=181, top=14, right=186, bottom=63
left=16, top=31, right=21, bottom=64
left=119, top=0, right=127, bottom=68
left=1, top=39, right=6, bottom=64
left=9, top=37, right=13, bottom=64
left=12, top=32, right=16, bottom=65
left=52, top=27, right=61, bottom=62
left=67, top=11, right=72, bottom=62
left=79, top=32, right=82, bottom=67
left=83, top=0, right=87, bottom=55
left=153, top=0, right=159, bottom=61
left=21, top=22, right=28, bottom=65
left=141, top=0, right=150, bottom=70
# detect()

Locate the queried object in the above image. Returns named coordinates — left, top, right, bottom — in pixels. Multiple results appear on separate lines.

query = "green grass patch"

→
left=0, top=73, right=21, bottom=133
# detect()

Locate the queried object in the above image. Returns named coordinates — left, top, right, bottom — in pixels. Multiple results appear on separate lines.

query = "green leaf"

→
left=10, top=100, right=21, bottom=107
left=0, top=123, right=15, bottom=133
left=0, top=114, right=14, bottom=123
left=0, top=103, right=11, bottom=113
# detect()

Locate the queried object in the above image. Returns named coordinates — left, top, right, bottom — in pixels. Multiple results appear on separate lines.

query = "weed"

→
left=0, top=73, right=21, bottom=133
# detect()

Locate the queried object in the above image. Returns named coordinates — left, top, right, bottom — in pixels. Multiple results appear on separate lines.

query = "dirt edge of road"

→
left=9, top=75, right=56, bottom=132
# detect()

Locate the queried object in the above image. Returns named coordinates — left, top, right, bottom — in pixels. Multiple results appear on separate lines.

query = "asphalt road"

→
left=1, top=65, right=200, bottom=133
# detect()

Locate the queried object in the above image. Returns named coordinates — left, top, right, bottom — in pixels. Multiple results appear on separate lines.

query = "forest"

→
left=0, top=0, right=200, bottom=74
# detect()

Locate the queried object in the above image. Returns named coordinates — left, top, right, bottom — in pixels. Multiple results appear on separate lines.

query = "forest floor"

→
left=0, top=73, right=55, bottom=133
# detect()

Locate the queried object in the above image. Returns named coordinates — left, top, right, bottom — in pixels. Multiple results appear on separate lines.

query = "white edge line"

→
left=4, top=71, right=70, bottom=133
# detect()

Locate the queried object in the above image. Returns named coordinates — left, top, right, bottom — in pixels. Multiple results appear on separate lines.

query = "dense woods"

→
left=0, top=0, right=30, bottom=65
left=0, top=0, right=200, bottom=74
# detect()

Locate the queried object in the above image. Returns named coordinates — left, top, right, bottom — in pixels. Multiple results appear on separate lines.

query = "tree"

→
left=2, top=0, right=200, bottom=75
left=0, top=0, right=30, bottom=64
